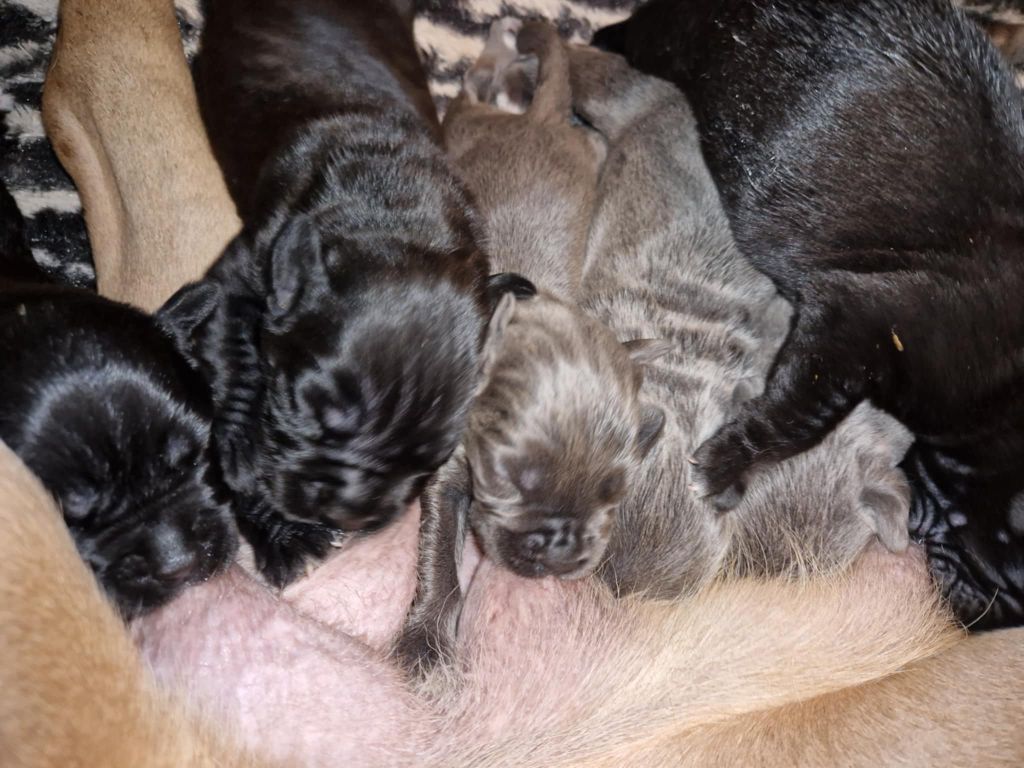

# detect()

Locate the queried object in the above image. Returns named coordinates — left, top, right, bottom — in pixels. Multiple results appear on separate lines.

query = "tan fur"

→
left=42, top=0, right=240, bottom=311
left=571, top=626, right=1024, bottom=767
left=427, top=545, right=964, bottom=767
left=0, top=442, right=267, bottom=768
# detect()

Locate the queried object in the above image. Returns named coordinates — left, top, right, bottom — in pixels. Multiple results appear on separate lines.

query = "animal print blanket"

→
left=0, top=0, right=1020, bottom=287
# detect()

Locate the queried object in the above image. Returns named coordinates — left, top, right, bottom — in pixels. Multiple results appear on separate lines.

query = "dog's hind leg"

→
left=42, top=0, right=240, bottom=312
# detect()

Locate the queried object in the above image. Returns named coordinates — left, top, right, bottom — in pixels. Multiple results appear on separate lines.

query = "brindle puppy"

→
left=395, top=22, right=668, bottom=672
left=179, top=0, right=494, bottom=587
left=596, top=0, right=1024, bottom=628
left=571, top=46, right=912, bottom=596
left=0, top=181, right=236, bottom=616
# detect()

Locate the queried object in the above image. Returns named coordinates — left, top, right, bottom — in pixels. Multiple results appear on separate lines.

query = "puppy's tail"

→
left=0, top=180, right=49, bottom=284
left=567, top=44, right=681, bottom=142
left=517, top=22, right=572, bottom=120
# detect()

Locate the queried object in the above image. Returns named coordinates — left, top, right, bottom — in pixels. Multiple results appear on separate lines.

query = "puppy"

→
left=42, top=0, right=241, bottom=312
left=0, top=181, right=236, bottom=616
left=571, top=47, right=913, bottom=596
left=449, top=20, right=661, bottom=574
left=396, top=22, right=668, bottom=672
left=181, top=0, right=494, bottom=586
left=443, top=18, right=605, bottom=301
left=597, top=0, right=1024, bottom=628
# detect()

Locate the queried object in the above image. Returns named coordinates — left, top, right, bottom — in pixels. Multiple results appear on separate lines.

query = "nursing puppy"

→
left=397, top=23, right=667, bottom=669
left=43, top=0, right=241, bottom=312
left=596, top=0, right=1024, bottom=627
left=183, top=0, right=492, bottom=586
left=0, top=182, right=236, bottom=616
left=571, top=47, right=912, bottom=596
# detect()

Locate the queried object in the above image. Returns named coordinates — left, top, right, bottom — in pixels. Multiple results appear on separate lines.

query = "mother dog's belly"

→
left=133, top=507, right=941, bottom=766
left=281, top=501, right=423, bottom=651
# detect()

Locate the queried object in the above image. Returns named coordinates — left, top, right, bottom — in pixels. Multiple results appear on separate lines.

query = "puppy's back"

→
left=196, top=0, right=439, bottom=216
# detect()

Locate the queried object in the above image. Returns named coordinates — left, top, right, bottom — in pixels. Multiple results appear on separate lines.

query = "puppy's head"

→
left=18, top=367, right=235, bottom=618
left=248, top=217, right=484, bottom=531
left=465, top=294, right=669, bottom=579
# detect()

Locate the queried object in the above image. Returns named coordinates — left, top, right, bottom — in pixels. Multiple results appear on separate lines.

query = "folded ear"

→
left=267, top=215, right=327, bottom=325
left=636, top=403, right=667, bottom=458
left=479, top=292, right=517, bottom=383
left=486, top=271, right=537, bottom=308
left=623, top=338, right=675, bottom=365
left=155, top=280, right=222, bottom=361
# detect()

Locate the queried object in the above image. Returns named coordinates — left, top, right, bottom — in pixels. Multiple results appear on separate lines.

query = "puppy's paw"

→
left=392, top=622, right=449, bottom=679
left=856, top=464, right=911, bottom=553
left=236, top=503, right=338, bottom=589
left=690, top=426, right=754, bottom=511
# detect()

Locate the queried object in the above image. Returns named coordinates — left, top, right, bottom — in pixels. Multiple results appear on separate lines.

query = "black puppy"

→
left=0, top=182, right=236, bottom=617
left=596, top=0, right=1024, bottom=628
left=188, top=0, right=494, bottom=587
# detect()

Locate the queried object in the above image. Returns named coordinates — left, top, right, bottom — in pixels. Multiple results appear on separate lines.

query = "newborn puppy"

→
left=183, top=0, right=492, bottom=586
left=396, top=22, right=668, bottom=671
left=571, top=47, right=912, bottom=596
left=0, top=182, right=236, bottom=616
left=443, top=18, right=605, bottom=301
left=596, top=0, right=1024, bottom=628
left=452, top=21, right=659, bottom=576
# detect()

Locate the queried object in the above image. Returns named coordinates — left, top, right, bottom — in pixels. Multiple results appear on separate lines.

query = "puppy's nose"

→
left=517, top=518, right=586, bottom=575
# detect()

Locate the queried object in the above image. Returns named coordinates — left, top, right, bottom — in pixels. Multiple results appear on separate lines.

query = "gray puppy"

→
left=573, top=46, right=913, bottom=597
left=443, top=18, right=605, bottom=301
left=395, top=22, right=668, bottom=672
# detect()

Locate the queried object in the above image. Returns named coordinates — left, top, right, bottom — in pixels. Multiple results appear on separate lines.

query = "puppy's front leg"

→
left=392, top=447, right=473, bottom=677
left=692, top=310, right=870, bottom=509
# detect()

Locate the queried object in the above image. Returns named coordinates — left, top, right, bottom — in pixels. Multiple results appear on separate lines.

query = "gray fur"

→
left=572, top=46, right=914, bottom=597
left=396, top=24, right=667, bottom=673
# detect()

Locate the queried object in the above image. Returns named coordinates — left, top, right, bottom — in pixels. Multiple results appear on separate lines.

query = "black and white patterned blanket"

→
left=0, top=0, right=1020, bottom=288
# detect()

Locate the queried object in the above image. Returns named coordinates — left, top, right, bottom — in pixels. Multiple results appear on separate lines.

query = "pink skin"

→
left=134, top=507, right=935, bottom=765
left=133, top=505, right=434, bottom=767
left=282, top=502, right=423, bottom=651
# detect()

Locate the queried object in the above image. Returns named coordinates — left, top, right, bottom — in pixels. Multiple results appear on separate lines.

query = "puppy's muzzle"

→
left=511, top=517, right=592, bottom=577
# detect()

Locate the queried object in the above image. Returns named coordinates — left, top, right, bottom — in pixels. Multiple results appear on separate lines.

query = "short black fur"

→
left=185, top=0, right=495, bottom=586
left=597, top=0, right=1024, bottom=628
left=0, top=182, right=236, bottom=616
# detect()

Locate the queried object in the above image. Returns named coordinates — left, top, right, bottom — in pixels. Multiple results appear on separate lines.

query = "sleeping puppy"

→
left=395, top=22, right=668, bottom=672
left=597, top=0, right=1024, bottom=627
left=570, top=46, right=913, bottom=596
left=0, top=441, right=260, bottom=768
left=0, top=181, right=236, bottom=616
left=182, top=0, right=493, bottom=587
left=452, top=21, right=664, bottom=576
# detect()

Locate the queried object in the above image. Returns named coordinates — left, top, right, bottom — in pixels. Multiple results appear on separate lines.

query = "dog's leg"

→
left=43, top=0, right=240, bottom=312
left=393, top=448, right=473, bottom=677
left=692, top=310, right=869, bottom=509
